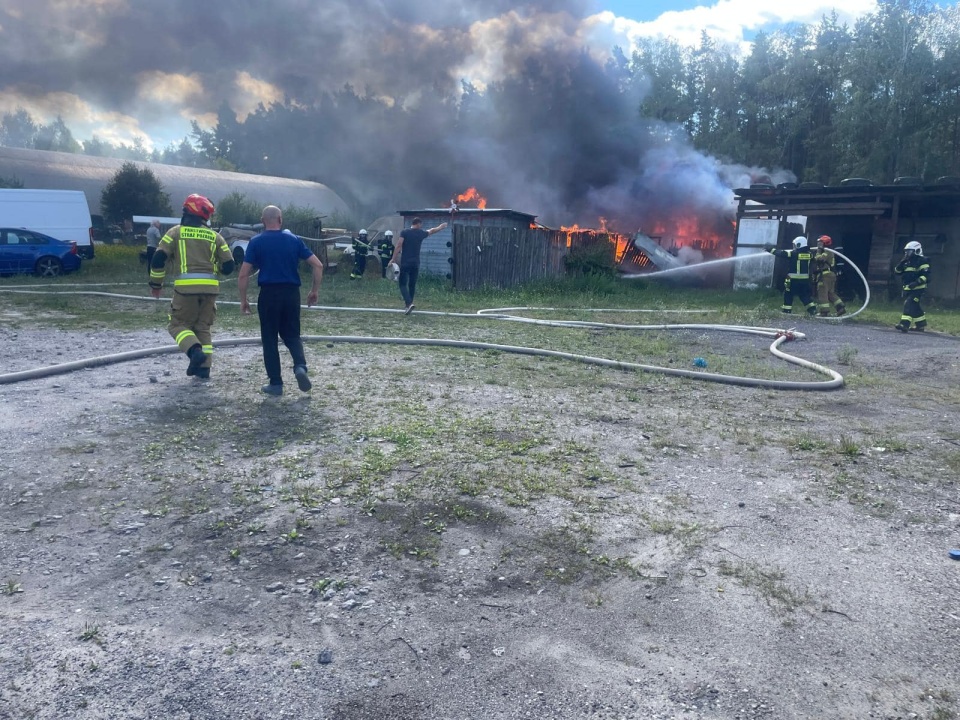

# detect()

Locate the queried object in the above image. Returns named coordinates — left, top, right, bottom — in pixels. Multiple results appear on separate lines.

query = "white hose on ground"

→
left=0, top=283, right=843, bottom=389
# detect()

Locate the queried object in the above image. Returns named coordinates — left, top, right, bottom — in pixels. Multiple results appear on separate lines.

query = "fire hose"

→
left=0, top=247, right=870, bottom=389
left=0, top=288, right=843, bottom=388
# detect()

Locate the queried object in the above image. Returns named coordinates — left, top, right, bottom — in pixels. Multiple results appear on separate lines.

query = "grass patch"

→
left=717, top=560, right=810, bottom=614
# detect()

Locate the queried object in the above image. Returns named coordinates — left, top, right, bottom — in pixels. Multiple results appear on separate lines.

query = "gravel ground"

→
left=1, top=311, right=959, bottom=720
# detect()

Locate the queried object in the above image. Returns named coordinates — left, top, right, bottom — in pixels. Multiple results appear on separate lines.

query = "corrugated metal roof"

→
left=397, top=208, right=538, bottom=223
left=0, top=146, right=349, bottom=217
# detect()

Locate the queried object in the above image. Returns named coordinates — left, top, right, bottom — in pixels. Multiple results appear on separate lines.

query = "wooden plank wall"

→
left=452, top=225, right=614, bottom=290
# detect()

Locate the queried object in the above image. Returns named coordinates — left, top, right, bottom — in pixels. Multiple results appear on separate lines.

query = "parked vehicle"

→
left=0, top=189, right=95, bottom=259
left=0, top=228, right=83, bottom=277
left=218, top=225, right=259, bottom=266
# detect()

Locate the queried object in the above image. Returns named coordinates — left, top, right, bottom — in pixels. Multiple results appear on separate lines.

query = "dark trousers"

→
left=145, top=246, right=156, bottom=274
left=398, top=265, right=419, bottom=306
left=379, top=256, right=390, bottom=278
left=782, top=277, right=816, bottom=315
left=352, top=254, right=367, bottom=277
left=257, top=284, right=306, bottom=385
left=899, top=289, right=927, bottom=328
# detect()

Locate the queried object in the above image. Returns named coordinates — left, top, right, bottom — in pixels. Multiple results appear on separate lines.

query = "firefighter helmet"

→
left=904, top=240, right=922, bottom=255
left=183, top=194, right=215, bottom=221
left=818, top=235, right=832, bottom=246
left=388, top=262, right=400, bottom=281
left=359, top=229, right=368, bottom=236
left=384, top=230, right=394, bottom=237
left=792, top=236, right=807, bottom=249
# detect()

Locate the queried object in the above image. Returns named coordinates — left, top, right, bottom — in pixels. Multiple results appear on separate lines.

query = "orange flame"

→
left=645, top=214, right=734, bottom=256
left=454, top=187, right=487, bottom=209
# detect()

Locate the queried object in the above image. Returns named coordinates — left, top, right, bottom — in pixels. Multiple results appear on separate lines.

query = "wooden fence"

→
left=452, top=224, right=616, bottom=290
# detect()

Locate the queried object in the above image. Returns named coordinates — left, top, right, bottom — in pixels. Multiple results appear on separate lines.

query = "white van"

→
left=0, top=189, right=94, bottom=258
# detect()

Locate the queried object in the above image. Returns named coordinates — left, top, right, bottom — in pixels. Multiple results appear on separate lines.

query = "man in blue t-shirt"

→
left=238, top=205, right=324, bottom=396
left=389, top=217, right=448, bottom=314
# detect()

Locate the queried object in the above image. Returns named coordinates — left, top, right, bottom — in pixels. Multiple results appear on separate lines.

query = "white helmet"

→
left=904, top=240, right=922, bottom=254
left=359, top=229, right=368, bottom=236
left=388, top=262, right=400, bottom=281
left=384, top=230, right=394, bottom=237
left=792, top=236, right=808, bottom=249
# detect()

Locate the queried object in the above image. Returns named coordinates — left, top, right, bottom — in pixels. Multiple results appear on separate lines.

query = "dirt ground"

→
left=1, top=311, right=959, bottom=720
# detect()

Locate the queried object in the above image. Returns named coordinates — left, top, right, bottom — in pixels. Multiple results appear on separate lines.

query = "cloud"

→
left=0, top=90, right=152, bottom=148
left=137, top=72, right=205, bottom=106
left=232, top=71, right=284, bottom=119
left=589, top=0, right=879, bottom=49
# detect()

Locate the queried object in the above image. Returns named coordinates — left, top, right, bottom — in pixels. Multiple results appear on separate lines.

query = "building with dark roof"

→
left=733, top=177, right=960, bottom=299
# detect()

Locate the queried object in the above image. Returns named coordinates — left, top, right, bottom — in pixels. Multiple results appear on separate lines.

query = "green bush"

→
left=213, top=192, right=262, bottom=226
left=100, top=162, right=173, bottom=223
left=564, top=241, right=617, bottom=277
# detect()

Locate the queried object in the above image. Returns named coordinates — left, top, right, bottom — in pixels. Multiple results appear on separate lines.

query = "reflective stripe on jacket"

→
left=152, top=225, right=232, bottom=294
left=770, top=247, right=812, bottom=279
left=895, top=254, right=930, bottom=290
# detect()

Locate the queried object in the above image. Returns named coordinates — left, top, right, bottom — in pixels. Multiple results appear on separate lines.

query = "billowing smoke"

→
left=0, top=0, right=791, bottom=235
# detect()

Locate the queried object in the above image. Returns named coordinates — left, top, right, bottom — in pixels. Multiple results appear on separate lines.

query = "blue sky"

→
left=589, top=0, right=881, bottom=50
left=600, top=1, right=706, bottom=21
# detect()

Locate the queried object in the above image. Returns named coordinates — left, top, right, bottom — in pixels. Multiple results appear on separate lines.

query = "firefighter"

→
left=377, top=230, right=395, bottom=278
left=350, top=228, right=370, bottom=279
left=149, top=194, right=235, bottom=379
left=811, top=235, right=846, bottom=317
left=766, top=236, right=817, bottom=315
left=894, top=240, right=930, bottom=332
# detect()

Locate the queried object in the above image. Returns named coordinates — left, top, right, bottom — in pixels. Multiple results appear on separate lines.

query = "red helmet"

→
left=183, top=193, right=215, bottom=221
left=818, top=235, right=832, bottom=246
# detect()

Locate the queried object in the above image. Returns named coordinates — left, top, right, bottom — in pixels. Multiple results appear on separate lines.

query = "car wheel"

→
left=233, top=247, right=245, bottom=266
left=35, top=256, right=63, bottom=277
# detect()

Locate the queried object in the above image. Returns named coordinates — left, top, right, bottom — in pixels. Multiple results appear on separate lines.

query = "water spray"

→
left=622, top=248, right=871, bottom=320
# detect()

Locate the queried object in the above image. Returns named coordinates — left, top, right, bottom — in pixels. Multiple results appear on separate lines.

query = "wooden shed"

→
left=397, top=208, right=537, bottom=278
left=733, top=178, right=960, bottom=299
left=397, top=208, right=617, bottom=289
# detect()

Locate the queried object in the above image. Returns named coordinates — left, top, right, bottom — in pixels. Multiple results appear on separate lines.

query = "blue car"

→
left=0, top=228, right=83, bottom=277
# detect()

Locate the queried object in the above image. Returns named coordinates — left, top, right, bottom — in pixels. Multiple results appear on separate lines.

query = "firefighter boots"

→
left=186, top=344, right=206, bottom=376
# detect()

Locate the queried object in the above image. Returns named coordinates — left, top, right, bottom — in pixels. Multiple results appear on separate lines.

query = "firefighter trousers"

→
left=379, top=256, right=391, bottom=278
left=351, top=254, right=367, bottom=278
left=899, top=290, right=927, bottom=329
left=168, top=291, right=217, bottom=368
left=782, top=277, right=817, bottom=315
left=815, top=273, right=846, bottom=315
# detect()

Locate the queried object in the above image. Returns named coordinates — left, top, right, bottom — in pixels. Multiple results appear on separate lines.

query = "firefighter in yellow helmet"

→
left=811, top=235, right=846, bottom=317
left=148, top=194, right=235, bottom=379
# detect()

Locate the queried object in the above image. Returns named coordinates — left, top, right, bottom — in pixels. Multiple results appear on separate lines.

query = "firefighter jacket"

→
left=895, top=253, right=930, bottom=291
left=352, top=235, right=370, bottom=257
left=150, top=225, right=233, bottom=294
left=769, top=247, right=812, bottom=279
left=377, top=237, right=395, bottom=260
left=811, top=250, right=836, bottom=279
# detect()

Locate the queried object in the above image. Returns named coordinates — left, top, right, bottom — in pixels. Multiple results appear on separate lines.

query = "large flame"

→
left=645, top=214, right=734, bottom=257
left=453, top=187, right=487, bottom=209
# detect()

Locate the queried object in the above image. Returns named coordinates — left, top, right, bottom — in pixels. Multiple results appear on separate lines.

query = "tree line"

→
left=2, top=0, right=958, bottom=222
